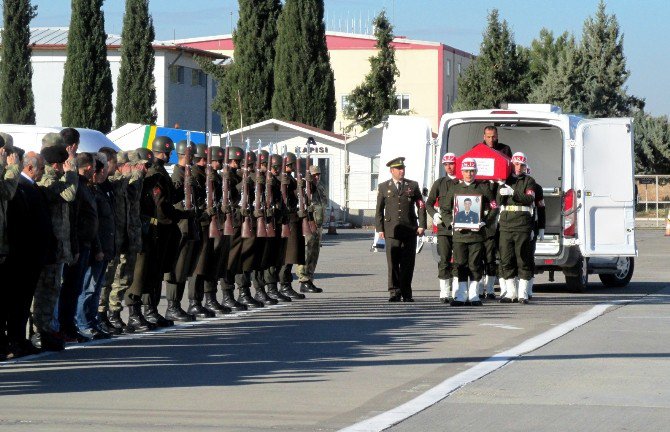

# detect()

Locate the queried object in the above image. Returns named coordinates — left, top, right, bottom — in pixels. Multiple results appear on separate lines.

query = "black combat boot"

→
left=279, top=283, right=305, bottom=300
left=221, top=288, right=248, bottom=311
left=97, top=311, right=122, bottom=335
left=203, top=292, right=231, bottom=317
left=126, top=303, right=155, bottom=332
left=108, top=310, right=134, bottom=333
left=299, top=281, right=323, bottom=293
left=254, top=285, right=278, bottom=305
left=165, top=300, right=196, bottom=322
left=143, top=305, right=174, bottom=327
left=266, top=283, right=291, bottom=302
left=187, top=299, right=216, bottom=318
left=237, top=286, right=264, bottom=308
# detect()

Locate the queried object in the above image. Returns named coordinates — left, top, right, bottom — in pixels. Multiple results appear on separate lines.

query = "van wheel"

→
left=564, top=257, right=588, bottom=293
left=599, top=257, right=634, bottom=288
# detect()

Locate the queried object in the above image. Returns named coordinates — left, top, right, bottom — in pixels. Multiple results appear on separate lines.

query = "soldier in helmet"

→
left=127, top=136, right=188, bottom=331
left=262, top=153, right=292, bottom=303
left=182, top=143, right=230, bottom=319
left=497, top=152, right=538, bottom=304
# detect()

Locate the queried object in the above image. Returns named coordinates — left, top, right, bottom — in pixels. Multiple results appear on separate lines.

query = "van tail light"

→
left=563, top=189, right=576, bottom=237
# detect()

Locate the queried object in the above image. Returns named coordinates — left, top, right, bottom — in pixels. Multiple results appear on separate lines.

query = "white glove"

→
left=433, top=212, right=443, bottom=226
left=538, top=229, right=545, bottom=241
left=497, top=180, right=506, bottom=186
left=499, top=186, right=513, bottom=196
left=478, top=221, right=486, bottom=229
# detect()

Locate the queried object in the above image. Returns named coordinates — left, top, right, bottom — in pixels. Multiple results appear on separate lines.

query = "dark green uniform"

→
left=426, top=176, right=459, bottom=280
left=375, top=178, right=427, bottom=300
left=497, top=173, right=537, bottom=282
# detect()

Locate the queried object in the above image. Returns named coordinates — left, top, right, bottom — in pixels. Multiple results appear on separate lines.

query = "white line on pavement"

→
left=339, top=302, right=620, bottom=432
left=479, top=323, right=523, bottom=330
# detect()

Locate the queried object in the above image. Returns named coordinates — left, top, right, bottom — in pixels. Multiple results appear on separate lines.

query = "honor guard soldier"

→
left=443, top=158, right=496, bottom=306
left=375, top=157, right=427, bottom=302
left=426, top=152, right=459, bottom=303
left=527, top=166, right=546, bottom=300
left=295, top=164, right=327, bottom=293
left=497, top=152, right=537, bottom=304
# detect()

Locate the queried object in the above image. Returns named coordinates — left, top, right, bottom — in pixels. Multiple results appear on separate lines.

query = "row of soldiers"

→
left=425, top=127, right=546, bottom=306
left=0, top=131, right=328, bottom=360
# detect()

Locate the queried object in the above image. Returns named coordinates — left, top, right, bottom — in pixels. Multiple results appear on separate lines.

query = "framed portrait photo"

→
left=453, top=194, right=482, bottom=230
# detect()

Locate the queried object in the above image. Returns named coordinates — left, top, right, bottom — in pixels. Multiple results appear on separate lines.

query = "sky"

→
left=22, top=0, right=670, bottom=116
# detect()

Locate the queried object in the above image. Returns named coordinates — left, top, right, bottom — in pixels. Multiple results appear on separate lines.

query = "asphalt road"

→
left=0, top=230, right=667, bottom=431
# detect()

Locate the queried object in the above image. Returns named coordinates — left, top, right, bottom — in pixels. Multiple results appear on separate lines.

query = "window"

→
left=457, top=63, right=462, bottom=75
left=199, top=70, right=207, bottom=87
left=395, top=94, right=410, bottom=111
left=446, top=59, right=451, bottom=76
left=191, top=69, right=199, bottom=86
left=170, top=65, right=184, bottom=84
left=371, top=155, right=380, bottom=190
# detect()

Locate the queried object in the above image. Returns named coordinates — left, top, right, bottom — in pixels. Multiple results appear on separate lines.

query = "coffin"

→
left=454, top=143, right=512, bottom=181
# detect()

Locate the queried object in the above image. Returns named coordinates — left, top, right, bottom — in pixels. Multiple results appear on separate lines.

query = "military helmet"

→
left=152, top=136, right=174, bottom=154
left=209, top=146, right=225, bottom=161
left=269, top=154, right=282, bottom=168
left=227, top=146, right=244, bottom=161
left=258, top=150, right=270, bottom=165
left=245, top=150, right=257, bottom=166
left=176, top=140, right=197, bottom=156
left=284, top=152, right=297, bottom=166
left=116, top=150, right=129, bottom=164
left=194, top=144, right=208, bottom=159
left=136, top=148, right=154, bottom=165
left=0, top=132, right=13, bottom=150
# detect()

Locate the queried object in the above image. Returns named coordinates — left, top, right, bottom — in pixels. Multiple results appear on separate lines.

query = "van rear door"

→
left=574, top=118, right=637, bottom=257
left=379, top=116, right=433, bottom=190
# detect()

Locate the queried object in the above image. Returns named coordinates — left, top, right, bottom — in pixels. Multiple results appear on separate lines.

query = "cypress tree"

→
left=272, top=0, right=336, bottom=131
left=62, top=0, right=113, bottom=133
left=0, top=0, right=37, bottom=124
left=343, top=10, right=399, bottom=131
left=214, top=0, right=281, bottom=127
left=453, top=9, right=529, bottom=111
left=115, top=0, right=156, bottom=127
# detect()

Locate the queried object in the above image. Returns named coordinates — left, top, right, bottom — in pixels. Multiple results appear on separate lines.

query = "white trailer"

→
left=380, top=104, right=637, bottom=291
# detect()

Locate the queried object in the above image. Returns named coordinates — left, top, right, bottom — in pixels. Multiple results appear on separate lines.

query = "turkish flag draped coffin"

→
left=454, top=143, right=512, bottom=181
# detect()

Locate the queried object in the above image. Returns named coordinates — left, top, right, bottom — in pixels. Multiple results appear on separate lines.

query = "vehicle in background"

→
left=0, top=124, right=120, bottom=154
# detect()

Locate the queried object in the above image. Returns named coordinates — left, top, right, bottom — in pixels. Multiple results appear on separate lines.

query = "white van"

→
left=0, top=124, right=119, bottom=154
left=381, top=104, right=637, bottom=291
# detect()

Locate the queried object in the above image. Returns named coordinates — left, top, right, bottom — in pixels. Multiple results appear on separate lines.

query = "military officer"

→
left=295, top=164, right=327, bottom=293
left=375, top=157, right=427, bottom=302
left=425, top=152, right=459, bottom=303
left=443, top=158, right=496, bottom=306
left=497, top=152, right=537, bottom=304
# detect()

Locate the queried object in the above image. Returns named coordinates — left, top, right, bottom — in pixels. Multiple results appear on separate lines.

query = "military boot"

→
left=254, top=285, right=279, bottom=305
left=127, top=303, right=155, bottom=332
left=299, top=281, right=323, bottom=293
left=97, top=312, right=122, bottom=335
left=165, top=300, right=196, bottom=322
left=279, top=283, right=305, bottom=300
left=187, top=300, right=215, bottom=318
left=266, top=283, right=291, bottom=302
left=108, top=310, right=134, bottom=334
left=203, top=292, right=232, bottom=317
left=143, top=305, right=174, bottom=327
left=237, top=286, right=264, bottom=308
left=221, top=288, right=248, bottom=311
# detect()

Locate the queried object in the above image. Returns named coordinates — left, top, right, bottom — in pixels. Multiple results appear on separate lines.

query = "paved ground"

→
left=0, top=230, right=667, bottom=431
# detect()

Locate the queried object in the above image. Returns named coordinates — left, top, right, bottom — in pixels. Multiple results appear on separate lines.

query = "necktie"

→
left=396, top=181, right=402, bottom=193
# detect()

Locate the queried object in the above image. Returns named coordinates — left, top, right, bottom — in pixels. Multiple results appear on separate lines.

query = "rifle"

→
left=280, top=145, right=291, bottom=238
left=241, top=139, right=254, bottom=239
left=184, top=131, right=200, bottom=241
left=254, top=140, right=268, bottom=238
left=264, top=143, right=277, bottom=238
left=206, top=131, right=221, bottom=239
left=222, top=131, right=234, bottom=236
left=304, top=137, right=318, bottom=233
left=296, top=148, right=313, bottom=236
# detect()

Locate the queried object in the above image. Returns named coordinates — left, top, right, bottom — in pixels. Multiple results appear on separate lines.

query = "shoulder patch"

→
left=525, top=189, right=536, bottom=197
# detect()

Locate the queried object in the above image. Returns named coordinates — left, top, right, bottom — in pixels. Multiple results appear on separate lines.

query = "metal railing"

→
left=635, top=175, right=670, bottom=227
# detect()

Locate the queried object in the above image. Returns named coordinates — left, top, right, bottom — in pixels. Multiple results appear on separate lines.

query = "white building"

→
left=0, top=27, right=228, bottom=132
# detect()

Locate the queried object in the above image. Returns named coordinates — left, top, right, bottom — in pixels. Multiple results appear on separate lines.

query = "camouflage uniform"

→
left=33, top=164, right=78, bottom=332
left=0, top=156, right=20, bottom=258
left=296, top=176, right=327, bottom=285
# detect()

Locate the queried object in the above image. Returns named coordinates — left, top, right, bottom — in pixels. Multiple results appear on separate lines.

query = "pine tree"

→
left=61, top=0, right=113, bottom=133
left=213, top=0, right=281, bottom=128
left=527, top=29, right=571, bottom=89
left=633, top=111, right=670, bottom=174
left=343, top=10, right=399, bottom=131
left=272, top=0, right=336, bottom=131
left=579, top=0, right=633, bottom=117
left=0, top=0, right=37, bottom=124
left=115, top=0, right=156, bottom=127
left=453, top=9, right=530, bottom=111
